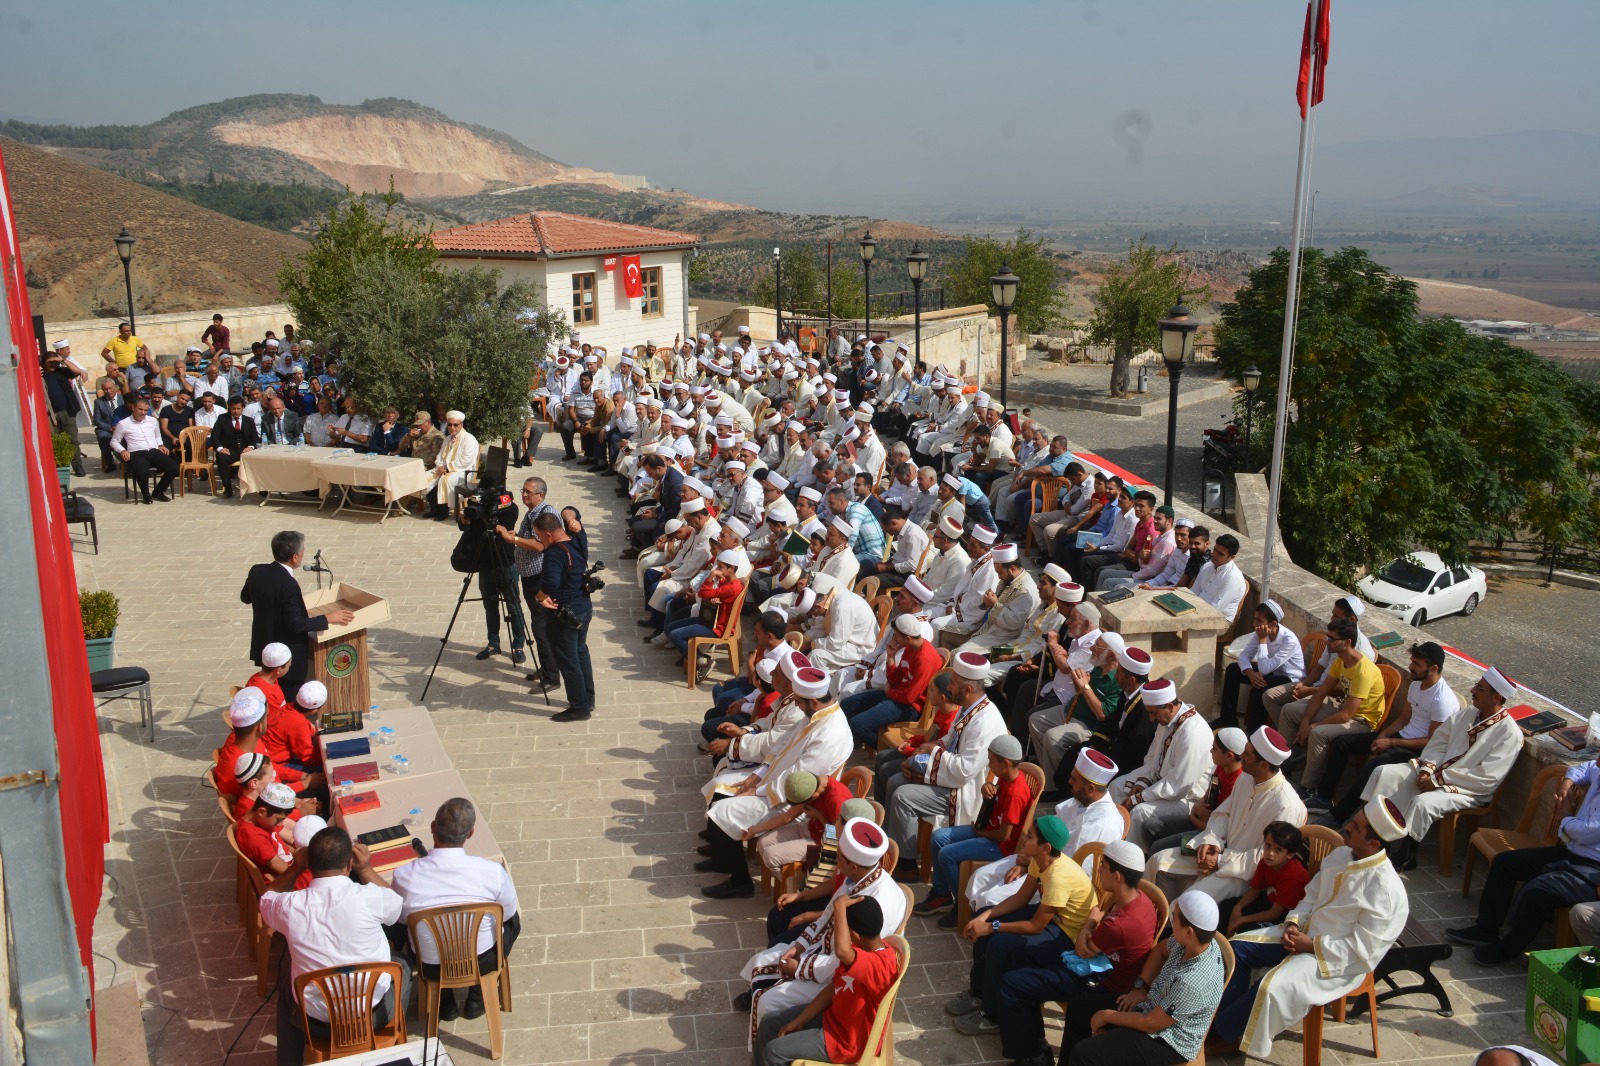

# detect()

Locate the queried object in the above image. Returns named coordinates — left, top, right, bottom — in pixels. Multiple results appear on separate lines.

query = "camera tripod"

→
left=419, top=565, right=553, bottom=707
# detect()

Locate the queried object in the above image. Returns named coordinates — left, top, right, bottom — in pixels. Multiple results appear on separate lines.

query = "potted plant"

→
left=80, top=588, right=119, bottom=672
left=52, top=432, right=75, bottom=494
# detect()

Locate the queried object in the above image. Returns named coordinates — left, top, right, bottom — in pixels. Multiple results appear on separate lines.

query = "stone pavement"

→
left=73, top=453, right=1540, bottom=1066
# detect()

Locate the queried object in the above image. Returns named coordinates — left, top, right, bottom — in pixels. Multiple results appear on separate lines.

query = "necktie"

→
left=234, top=418, right=241, bottom=432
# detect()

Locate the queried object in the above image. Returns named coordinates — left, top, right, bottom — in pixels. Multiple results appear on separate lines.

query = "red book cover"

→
left=332, top=761, right=380, bottom=785
left=338, top=790, right=380, bottom=816
left=369, top=841, right=419, bottom=871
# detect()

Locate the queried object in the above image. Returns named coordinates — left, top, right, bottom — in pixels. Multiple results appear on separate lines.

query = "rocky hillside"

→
left=2, top=137, right=305, bottom=321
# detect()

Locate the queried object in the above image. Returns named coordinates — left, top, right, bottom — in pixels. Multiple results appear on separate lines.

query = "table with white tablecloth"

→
left=237, top=445, right=340, bottom=500
left=313, top=453, right=432, bottom=521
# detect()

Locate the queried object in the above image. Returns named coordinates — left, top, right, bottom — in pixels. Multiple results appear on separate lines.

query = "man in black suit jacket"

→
left=259, top=396, right=303, bottom=446
left=212, top=396, right=261, bottom=498
left=241, top=531, right=354, bottom=700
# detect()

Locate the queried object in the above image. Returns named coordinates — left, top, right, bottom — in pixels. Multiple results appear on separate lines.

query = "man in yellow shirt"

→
left=1280, top=618, right=1388, bottom=788
left=102, top=321, right=149, bottom=369
left=949, top=815, right=1095, bottom=1035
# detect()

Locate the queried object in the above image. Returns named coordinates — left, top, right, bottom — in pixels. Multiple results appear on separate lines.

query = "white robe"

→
left=805, top=590, right=879, bottom=672
left=707, top=702, right=852, bottom=837
left=1234, top=847, right=1408, bottom=1058
left=917, top=544, right=970, bottom=604
left=956, top=573, right=1042, bottom=655
left=925, top=700, right=1009, bottom=829
left=1112, top=705, right=1213, bottom=842
left=1360, top=707, right=1520, bottom=841
left=927, top=553, right=997, bottom=637
left=1148, top=772, right=1307, bottom=900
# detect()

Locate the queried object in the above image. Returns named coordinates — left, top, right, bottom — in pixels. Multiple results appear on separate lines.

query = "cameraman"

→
left=470, top=495, right=530, bottom=667
left=528, top=511, right=596, bottom=723
left=496, top=476, right=559, bottom=690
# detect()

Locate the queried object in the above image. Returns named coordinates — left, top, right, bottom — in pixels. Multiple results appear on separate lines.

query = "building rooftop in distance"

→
left=428, top=210, right=698, bottom=258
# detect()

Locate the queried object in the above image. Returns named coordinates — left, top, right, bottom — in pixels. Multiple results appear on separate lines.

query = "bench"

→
left=1345, top=914, right=1454, bottom=1019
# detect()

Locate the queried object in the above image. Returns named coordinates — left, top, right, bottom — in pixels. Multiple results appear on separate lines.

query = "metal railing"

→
left=1470, top=538, right=1600, bottom=579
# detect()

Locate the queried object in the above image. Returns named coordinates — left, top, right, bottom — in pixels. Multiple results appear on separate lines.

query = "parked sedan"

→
left=1357, top=551, right=1488, bottom=627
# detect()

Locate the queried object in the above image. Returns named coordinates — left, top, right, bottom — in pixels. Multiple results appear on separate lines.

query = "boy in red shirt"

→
left=741, top=771, right=856, bottom=903
left=1223, top=820, right=1310, bottom=935
left=246, top=642, right=292, bottom=720
left=915, top=734, right=1035, bottom=916
left=840, top=613, right=944, bottom=750
left=262, top=679, right=327, bottom=772
left=665, top=549, right=746, bottom=667
left=755, top=894, right=900, bottom=1066
left=215, top=689, right=305, bottom=799
left=233, top=782, right=297, bottom=876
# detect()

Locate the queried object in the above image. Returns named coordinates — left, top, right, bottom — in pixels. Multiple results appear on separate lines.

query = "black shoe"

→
left=699, top=829, right=711, bottom=842
left=222, top=487, right=235, bottom=498
left=72, top=460, right=86, bottom=476
left=153, top=490, right=171, bottom=502
left=731, top=990, right=753, bottom=1013
left=636, top=619, right=656, bottom=628
left=938, top=911, right=960, bottom=929
left=475, top=645, right=501, bottom=660
left=913, top=893, right=954, bottom=916
left=460, top=988, right=486, bottom=1020
left=551, top=708, right=591, bottom=722
left=1445, top=925, right=1498, bottom=947
left=436, top=991, right=460, bottom=1021
left=511, top=647, right=527, bottom=665
left=431, top=511, right=452, bottom=521
left=703, top=879, right=755, bottom=900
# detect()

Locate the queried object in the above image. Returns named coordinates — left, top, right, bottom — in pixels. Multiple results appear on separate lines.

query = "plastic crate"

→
left=1527, top=947, right=1600, bottom=1065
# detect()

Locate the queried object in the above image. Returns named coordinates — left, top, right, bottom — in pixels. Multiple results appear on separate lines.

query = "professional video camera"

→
left=450, top=446, right=518, bottom=574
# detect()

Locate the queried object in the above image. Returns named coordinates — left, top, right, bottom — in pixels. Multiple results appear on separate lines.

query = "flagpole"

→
left=1259, top=0, right=1323, bottom=600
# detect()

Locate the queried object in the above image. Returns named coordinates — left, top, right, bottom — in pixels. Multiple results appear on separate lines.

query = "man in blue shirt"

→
left=999, top=437, right=1075, bottom=532
left=1053, top=476, right=1124, bottom=576
left=943, top=472, right=996, bottom=531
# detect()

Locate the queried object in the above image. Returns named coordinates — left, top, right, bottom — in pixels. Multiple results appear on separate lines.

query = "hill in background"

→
left=2, top=137, right=306, bottom=321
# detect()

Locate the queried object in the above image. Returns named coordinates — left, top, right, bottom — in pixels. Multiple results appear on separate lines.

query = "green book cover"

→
left=782, top=530, right=811, bottom=555
left=1369, top=630, right=1404, bottom=649
left=1152, top=592, right=1196, bottom=616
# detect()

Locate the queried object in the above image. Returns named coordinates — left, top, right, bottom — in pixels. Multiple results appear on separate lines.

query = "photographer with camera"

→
left=527, top=512, right=598, bottom=723
left=451, top=464, right=530, bottom=667
left=496, top=476, right=560, bottom=690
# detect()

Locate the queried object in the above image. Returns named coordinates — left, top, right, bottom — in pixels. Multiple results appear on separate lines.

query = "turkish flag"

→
left=621, top=254, right=644, bottom=299
left=1296, top=0, right=1331, bottom=117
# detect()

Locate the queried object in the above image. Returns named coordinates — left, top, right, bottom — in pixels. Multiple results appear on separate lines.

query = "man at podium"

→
left=242, top=531, right=354, bottom=701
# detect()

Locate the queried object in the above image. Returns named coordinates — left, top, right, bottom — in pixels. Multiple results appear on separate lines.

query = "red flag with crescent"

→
left=621, top=255, right=644, bottom=299
left=1296, top=0, right=1331, bottom=118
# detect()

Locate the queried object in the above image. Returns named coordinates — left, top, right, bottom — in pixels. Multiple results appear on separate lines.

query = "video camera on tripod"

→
left=450, top=445, right=518, bottom=574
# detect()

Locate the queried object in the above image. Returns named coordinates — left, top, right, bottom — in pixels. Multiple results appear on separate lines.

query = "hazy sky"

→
left=2, top=0, right=1596, bottom=215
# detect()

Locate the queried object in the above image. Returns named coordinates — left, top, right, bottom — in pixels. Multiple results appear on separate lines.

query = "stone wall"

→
left=43, top=304, right=294, bottom=367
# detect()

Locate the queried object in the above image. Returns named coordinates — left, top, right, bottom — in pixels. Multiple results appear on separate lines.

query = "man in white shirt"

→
left=327, top=395, right=372, bottom=450
left=191, top=391, right=223, bottom=429
left=1190, top=533, right=1249, bottom=622
left=1217, top=599, right=1306, bottom=730
left=260, top=825, right=406, bottom=1066
left=110, top=397, right=178, bottom=503
left=430, top=410, right=481, bottom=521
left=303, top=397, right=336, bottom=447
left=390, top=798, right=520, bottom=1021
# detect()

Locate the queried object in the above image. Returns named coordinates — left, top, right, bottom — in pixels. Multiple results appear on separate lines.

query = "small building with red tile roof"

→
left=429, top=211, right=699, bottom=358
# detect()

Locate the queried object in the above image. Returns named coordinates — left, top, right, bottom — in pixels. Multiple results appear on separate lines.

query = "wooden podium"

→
left=304, top=583, right=390, bottom=717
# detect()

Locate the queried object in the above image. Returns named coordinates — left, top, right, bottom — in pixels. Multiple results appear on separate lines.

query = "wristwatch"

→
left=1132, top=979, right=1148, bottom=990
left=990, top=919, right=1002, bottom=934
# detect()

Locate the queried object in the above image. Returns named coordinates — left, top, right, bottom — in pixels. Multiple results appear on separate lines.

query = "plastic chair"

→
left=1303, top=824, right=1344, bottom=877
left=1437, top=787, right=1500, bottom=876
left=686, top=586, right=750, bottom=689
left=954, top=762, right=1047, bottom=927
left=870, top=596, right=893, bottom=640
left=63, top=490, right=98, bottom=553
left=841, top=766, right=874, bottom=799
left=224, top=823, right=279, bottom=997
left=1023, top=476, right=1069, bottom=551
left=176, top=425, right=216, bottom=496
left=407, top=903, right=512, bottom=1060
left=790, top=935, right=911, bottom=1066
left=1139, top=879, right=1172, bottom=940
left=854, top=575, right=881, bottom=601
left=1301, top=971, right=1379, bottom=1066
left=1461, top=763, right=1572, bottom=896
left=294, top=961, right=407, bottom=1062
left=1376, top=664, right=1404, bottom=721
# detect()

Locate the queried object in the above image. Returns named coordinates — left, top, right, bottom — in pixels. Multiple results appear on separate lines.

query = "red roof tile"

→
left=428, top=211, right=698, bottom=257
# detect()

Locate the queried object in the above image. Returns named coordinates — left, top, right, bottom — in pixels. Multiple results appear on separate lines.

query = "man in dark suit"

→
left=259, top=396, right=303, bottom=446
left=212, top=396, right=261, bottom=498
left=242, top=531, right=354, bottom=701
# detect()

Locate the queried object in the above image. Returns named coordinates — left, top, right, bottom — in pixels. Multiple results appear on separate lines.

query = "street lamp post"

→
left=989, top=262, right=1019, bottom=412
left=1157, top=302, right=1200, bottom=506
left=114, top=227, right=137, bottom=334
left=858, top=231, right=877, bottom=349
left=773, top=246, right=782, bottom=338
left=1241, top=364, right=1262, bottom=466
left=906, top=244, right=929, bottom=368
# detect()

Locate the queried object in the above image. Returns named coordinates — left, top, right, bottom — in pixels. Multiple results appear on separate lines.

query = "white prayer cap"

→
left=970, top=524, right=998, bottom=545
left=445, top=409, right=465, bottom=423
left=1141, top=678, right=1178, bottom=706
left=1097, top=631, right=1127, bottom=659
left=810, top=573, right=839, bottom=597
left=1365, top=795, right=1409, bottom=843
left=1338, top=595, right=1366, bottom=618
left=52, top=338, right=71, bottom=350
left=932, top=378, right=947, bottom=391
left=670, top=414, right=692, bottom=428
left=647, top=398, right=664, bottom=409
left=682, top=476, right=711, bottom=495
left=295, top=681, right=328, bottom=710
left=784, top=369, right=800, bottom=382
left=992, top=543, right=1020, bottom=564
left=673, top=381, right=690, bottom=391
left=766, top=472, right=791, bottom=490
left=786, top=418, right=805, bottom=432
left=893, top=614, right=923, bottom=637
left=690, top=385, right=707, bottom=396
left=723, top=517, right=751, bottom=538
left=838, top=817, right=889, bottom=865
left=1055, top=582, right=1085, bottom=604
left=1250, top=725, right=1293, bottom=765
left=584, top=354, right=597, bottom=364
left=896, top=341, right=909, bottom=353
left=1261, top=599, right=1285, bottom=621
left=937, top=516, right=963, bottom=540
left=706, top=394, right=724, bottom=406
left=619, top=357, right=634, bottom=368
left=904, top=575, right=934, bottom=603
left=1176, top=517, right=1195, bottom=529
left=716, top=548, right=744, bottom=566
left=739, top=440, right=760, bottom=455
left=185, top=344, right=204, bottom=354
left=233, top=752, right=268, bottom=783
left=855, top=334, right=867, bottom=343
left=261, top=642, right=292, bottom=668
left=698, top=332, right=710, bottom=342
left=620, top=347, right=633, bottom=356
left=776, top=564, right=803, bottom=591
left=229, top=689, right=267, bottom=727
left=755, top=658, right=778, bottom=684
left=555, top=356, right=570, bottom=368
left=780, top=649, right=813, bottom=681
left=1476, top=665, right=1516, bottom=701
left=737, top=324, right=751, bottom=335
left=833, top=389, right=849, bottom=401
left=265, top=338, right=279, bottom=348
left=798, top=486, right=823, bottom=503
left=1102, top=839, right=1145, bottom=871
left=680, top=498, right=707, bottom=514
left=570, top=332, right=581, bottom=341
left=741, top=368, right=758, bottom=381
left=790, top=589, right=818, bottom=617
left=663, top=519, right=684, bottom=534
left=292, top=814, right=328, bottom=849
left=856, top=404, right=875, bottom=418
left=974, top=394, right=992, bottom=409
left=840, top=425, right=860, bottom=443
left=1215, top=726, right=1248, bottom=756
left=260, top=783, right=297, bottom=811
left=942, top=473, right=963, bottom=490
left=724, top=460, right=746, bottom=472
left=822, top=372, right=838, bottom=383
left=952, top=651, right=990, bottom=680
left=990, top=734, right=1024, bottom=762
left=1075, top=747, right=1119, bottom=787
left=1118, top=646, right=1153, bottom=676
left=1176, top=890, right=1220, bottom=932
left=1043, top=563, right=1070, bottom=584
left=715, top=343, right=728, bottom=353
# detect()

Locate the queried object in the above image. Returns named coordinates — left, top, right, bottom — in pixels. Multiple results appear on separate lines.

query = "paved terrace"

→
left=77, top=454, right=1544, bottom=1066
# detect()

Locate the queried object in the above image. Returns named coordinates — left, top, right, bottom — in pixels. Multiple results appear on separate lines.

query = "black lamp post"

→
left=989, top=262, right=1019, bottom=411
left=1242, top=364, right=1262, bottom=466
left=1157, top=302, right=1200, bottom=506
left=858, top=231, right=877, bottom=348
left=114, top=227, right=137, bottom=334
left=906, top=244, right=929, bottom=368
left=773, top=246, right=782, bottom=338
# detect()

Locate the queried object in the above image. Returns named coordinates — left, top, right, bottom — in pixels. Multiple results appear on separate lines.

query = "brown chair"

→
left=791, top=935, right=911, bottom=1066
left=1023, top=476, right=1070, bottom=551
left=1303, top=824, right=1344, bottom=877
left=1301, top=971, right=1379, bottom=1066
left=784, top=632, right=804, bottom=650
left=854, top=575, right=882, bottom=601
left=1301, top=632, right=1329, bottom=676
left=1462, top=763, right=1574, bottom=896
left=870, top=595, right=893, bottom=640
left=176, top=425, right=216, bottom=497
left=407, top=903, right=512, bottom=1060
left=686, top=586, right=750, bottom=689
left=954, top=762, right=1048, bottom=928
left=1437, top=787, right=1501, bottom=876
left=294, top=961, right=407, bottom=1062
left=1139, top=879, right=1172, bottom=939
left=841, top=766, right=874, bottom=798
left=224, top=823, right=279, bottom=997
left=1376, top=664, right=1404, bottom=721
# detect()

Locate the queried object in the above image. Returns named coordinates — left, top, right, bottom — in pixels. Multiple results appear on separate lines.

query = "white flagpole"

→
left=1259, top=0, right=1323, bottom=600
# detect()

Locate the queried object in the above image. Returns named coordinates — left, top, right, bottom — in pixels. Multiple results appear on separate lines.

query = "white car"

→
left=1357, top=551, right=1487, bottom=627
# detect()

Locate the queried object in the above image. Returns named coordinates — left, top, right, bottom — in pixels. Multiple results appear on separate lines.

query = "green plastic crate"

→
left=1527, top=947, right=1600, bottom=1065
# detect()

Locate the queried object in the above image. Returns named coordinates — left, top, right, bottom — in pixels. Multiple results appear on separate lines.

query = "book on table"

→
left=1554, top=725, right=1591, bottom=751
left=1369, top=630, right=1404, bottom=650
left=1152, top=592, right=1196, bottom=617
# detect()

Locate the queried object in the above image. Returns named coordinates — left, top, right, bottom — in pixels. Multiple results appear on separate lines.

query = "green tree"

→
left=943, top=229, right=1068, bottom=335
left=1086, top=239, right=1209, bottom=398
left=752, top=246, right=864, bottom=320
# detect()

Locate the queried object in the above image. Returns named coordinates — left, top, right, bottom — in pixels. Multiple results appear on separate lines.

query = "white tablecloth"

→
left=313, top=453, right=431, bottom=504
left=237, top=445, right=341, bottom=494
